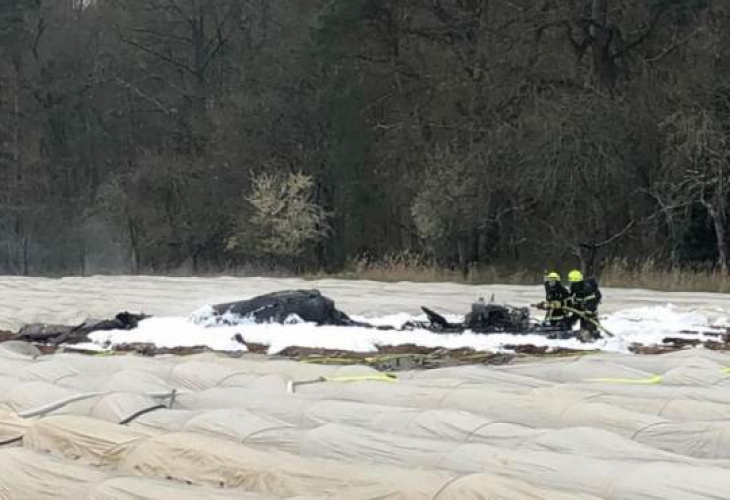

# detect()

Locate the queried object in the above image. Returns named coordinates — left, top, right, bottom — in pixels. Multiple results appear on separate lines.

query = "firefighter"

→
left=566, top=270, right=603, bottom=340
left=543, top=272, right=571, bottom=329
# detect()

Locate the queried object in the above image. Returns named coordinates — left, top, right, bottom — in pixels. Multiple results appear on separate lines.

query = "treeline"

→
left=0, top=0, right=728, bottom=277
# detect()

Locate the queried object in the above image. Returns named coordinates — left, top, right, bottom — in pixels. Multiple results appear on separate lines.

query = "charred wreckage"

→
left=13, top=289, right=594, bottom=347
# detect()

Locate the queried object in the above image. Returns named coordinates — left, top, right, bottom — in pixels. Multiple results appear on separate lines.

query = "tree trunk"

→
left=13, top=66, right=24, bottom=275
left=707, top=202, right=729, bottom=275
left=22, top=236, right=29, bottom=276
left=590, top=0, right=616, bottom=90
left=126, top=214, right=140, bottom=274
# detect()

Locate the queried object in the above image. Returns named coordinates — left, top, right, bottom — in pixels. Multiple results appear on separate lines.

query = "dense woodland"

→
left=0, top=0, right=728, bottom=277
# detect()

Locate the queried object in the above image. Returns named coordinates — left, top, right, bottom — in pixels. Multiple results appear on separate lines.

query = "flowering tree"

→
left=229, top=172, right=330, bottom=261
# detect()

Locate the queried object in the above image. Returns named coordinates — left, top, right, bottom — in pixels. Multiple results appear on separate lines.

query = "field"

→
left=0, top=276, right=729, bottom=499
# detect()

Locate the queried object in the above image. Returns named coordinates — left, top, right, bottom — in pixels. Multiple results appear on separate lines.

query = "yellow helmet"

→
left=545, top=272, right=561, bottom=282
left=568, top=270, right=584, bottom=283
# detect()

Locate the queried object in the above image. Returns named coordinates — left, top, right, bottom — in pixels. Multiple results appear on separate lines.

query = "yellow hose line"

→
left=585, top=375, right=663, bottom=385
left=365, top=354, right=421, bottom=362
left=324, top=374, right=398, bottom=383
left=587, top=368, right=730, bottom=384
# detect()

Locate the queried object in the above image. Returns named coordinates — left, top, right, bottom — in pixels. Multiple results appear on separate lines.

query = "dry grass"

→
left=158, top=250, right=728, bottom=293
left=329, top=251, right=465, bottom=283
left=307, top=252, right=729, bottom=293
left=306, top=251, right=543, bottom=285
left=599, top=259, right=729, bottom=293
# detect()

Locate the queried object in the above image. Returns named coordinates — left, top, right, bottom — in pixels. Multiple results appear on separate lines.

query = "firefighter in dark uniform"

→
left=543, top=272, right=570, bottom=329
left=566, top=270, right=603, bottom=340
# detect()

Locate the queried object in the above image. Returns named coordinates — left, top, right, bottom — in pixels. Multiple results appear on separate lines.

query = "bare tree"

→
left=661, top=110, right=730, bottom=274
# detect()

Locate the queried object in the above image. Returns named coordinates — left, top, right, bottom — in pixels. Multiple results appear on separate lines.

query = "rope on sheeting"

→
left=16, top=391, right=178, bottom=419
left=287, top=373, right=398, bottom=393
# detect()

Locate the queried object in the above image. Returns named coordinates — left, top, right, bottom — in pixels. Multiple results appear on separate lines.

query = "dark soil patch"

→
left=0, top=331, right=16, bottom=342
left=112, top=343, right=215, bottom=356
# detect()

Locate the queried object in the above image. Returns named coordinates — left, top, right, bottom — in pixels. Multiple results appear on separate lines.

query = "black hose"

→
left=118, top=404, right=167, bottom=425
left=0, top=436, right=22, bottom=446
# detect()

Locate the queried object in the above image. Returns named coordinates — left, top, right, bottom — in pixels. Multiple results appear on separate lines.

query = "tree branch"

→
left=610, top=9, right=666, bottom=60
left=120, top=35, right=197, bottom=76
left=580, top=219, right=635, bottom=250
left=113, top=76, right=177, bottom=116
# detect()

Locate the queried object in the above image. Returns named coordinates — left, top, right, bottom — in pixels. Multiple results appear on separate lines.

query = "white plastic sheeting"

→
left=17, top=416, right=595, bottom=500
left=1, top=342, right=730, bottom=499
left=0, top=448, right=295, bottom=500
